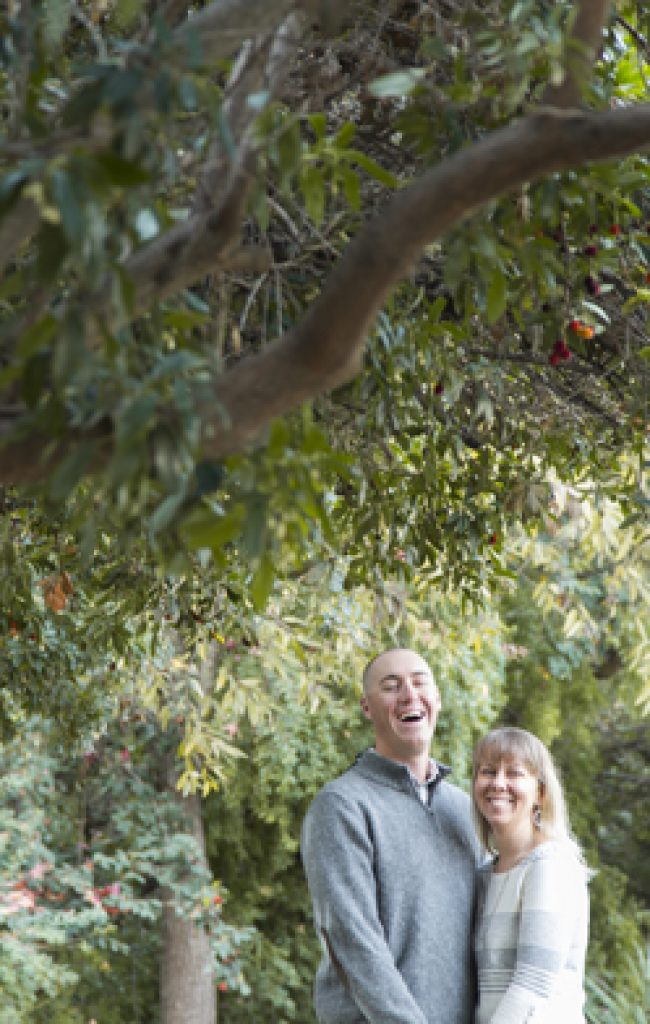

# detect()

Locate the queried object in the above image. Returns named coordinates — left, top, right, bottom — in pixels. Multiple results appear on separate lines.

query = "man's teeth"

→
left=399, top=712, right=423, bottom=721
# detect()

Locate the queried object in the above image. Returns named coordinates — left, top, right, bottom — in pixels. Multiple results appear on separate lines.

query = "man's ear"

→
left=360, top=695, right=371, bottom=720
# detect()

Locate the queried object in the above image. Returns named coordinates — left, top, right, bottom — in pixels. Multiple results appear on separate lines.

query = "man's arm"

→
left=301, top=789, right=428, bottom=1024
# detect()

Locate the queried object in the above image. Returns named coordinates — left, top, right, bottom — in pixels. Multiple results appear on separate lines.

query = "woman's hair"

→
left=471, top=726, right=576, bottom=853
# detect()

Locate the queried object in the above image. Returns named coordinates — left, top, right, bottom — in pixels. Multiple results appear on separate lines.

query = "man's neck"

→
left=372, top=747, right=433, bottom=783
left=410, top=754, right=436, bottom=784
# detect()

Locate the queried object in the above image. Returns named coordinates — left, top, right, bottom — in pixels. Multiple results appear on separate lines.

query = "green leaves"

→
left=299, top=164, right=326, bottom=227
left=486, top=266, right=508, bottom=324
left=256, top=108, right=399, bottom=229
left=368, top=69, right=426, bottom=98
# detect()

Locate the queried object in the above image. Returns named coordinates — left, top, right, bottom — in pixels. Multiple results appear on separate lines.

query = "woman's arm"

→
left=488, top=846, right=589, bottom=1024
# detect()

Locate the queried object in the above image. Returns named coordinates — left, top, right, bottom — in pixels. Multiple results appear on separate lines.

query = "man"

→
left=301, top=647, right=480, bottom=1024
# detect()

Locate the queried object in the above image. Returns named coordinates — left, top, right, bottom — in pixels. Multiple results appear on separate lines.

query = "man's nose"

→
left=400, top=679, right=419, bottom=700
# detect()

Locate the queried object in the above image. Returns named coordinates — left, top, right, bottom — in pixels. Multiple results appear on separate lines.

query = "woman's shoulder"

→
left=529, top=839, right=585, bottom=865
left=524, top=840, right=590, bottom=886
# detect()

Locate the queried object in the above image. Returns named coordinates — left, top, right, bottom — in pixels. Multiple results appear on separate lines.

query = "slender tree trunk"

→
left=160, top=782, right=216, bottom=1024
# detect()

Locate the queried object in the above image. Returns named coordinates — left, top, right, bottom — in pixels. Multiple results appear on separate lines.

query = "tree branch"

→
left=198, top=104, right=650, bottom=457
left=194, top=13, right=303, bottom=212
left=614, top=13, right=649, bottom=55
left=0, top=197, right=40, bottom=277
left=170, top=0, right=350, bottom=60
left=61, top=15, right=299, bottom=345
left=2, top=104, right=650, bottom=483
left=542, top=0, right=613, bottom=108
left=171, top=0, right=297, bottom=61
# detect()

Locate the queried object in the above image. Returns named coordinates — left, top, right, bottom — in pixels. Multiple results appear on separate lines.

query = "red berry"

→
left=434, top=382, right=444, bottom=395
left=568, top=319, right=581, bottom=332
left=609, top=224, right=621, bottom=236
left=584, top=244, right=598, bottom=257
left=585, top=275, right=600, bottom=297
left=488, top=533, right=497, bottom=545
left=589, top=223, right=598, bottom=235
left=218, top=982, right=228, bottom=993
left=550, top=339, right=571, bottom=361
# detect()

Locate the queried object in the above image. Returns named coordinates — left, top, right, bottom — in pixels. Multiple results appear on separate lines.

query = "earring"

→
left=533, top=805, right=542, bottom=829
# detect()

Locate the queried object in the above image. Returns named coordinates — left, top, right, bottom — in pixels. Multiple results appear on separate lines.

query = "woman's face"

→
left=473, top=754, right=541, bottom=838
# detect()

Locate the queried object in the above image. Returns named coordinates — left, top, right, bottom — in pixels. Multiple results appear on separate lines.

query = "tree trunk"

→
left=160, top=788, right=216, bottom=1024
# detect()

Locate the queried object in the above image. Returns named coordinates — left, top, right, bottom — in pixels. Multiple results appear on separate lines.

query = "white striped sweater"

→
left=474, top=841, right=589, bottom=1024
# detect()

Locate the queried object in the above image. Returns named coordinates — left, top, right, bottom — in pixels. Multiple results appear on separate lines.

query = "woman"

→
left=472, top=726, right=589, bottom=1024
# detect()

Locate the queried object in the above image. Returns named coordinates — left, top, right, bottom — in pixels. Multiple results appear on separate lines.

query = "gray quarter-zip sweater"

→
left=301, top=749, right=480, bottom=1024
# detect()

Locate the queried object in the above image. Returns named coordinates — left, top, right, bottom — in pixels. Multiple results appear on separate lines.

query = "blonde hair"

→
left=472, top=726, right=575, bottom=853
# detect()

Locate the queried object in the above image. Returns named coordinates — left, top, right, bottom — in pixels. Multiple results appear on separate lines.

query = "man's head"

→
left=360, top=648, right=441, bottom=767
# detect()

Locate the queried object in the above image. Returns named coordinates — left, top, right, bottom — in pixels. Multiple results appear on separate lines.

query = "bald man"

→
left=301, top=648, right=480, bottom=1024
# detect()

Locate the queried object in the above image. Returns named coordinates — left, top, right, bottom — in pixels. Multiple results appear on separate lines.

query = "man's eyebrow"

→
left=378, top=670, right=430, bottom=683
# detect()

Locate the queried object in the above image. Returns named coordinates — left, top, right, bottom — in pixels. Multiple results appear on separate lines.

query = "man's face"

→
left=360, top=649, right=440, bottom=764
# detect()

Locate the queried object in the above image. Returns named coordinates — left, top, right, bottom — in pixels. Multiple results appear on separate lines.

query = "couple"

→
left=301, top=648, right=589, bottom=1024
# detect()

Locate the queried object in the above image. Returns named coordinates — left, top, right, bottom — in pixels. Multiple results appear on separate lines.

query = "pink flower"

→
left=28, top=862, right=51, bottom=880
left=85, top=888, right=103, bottom=907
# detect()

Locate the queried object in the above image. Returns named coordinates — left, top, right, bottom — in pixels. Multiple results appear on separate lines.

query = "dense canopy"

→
left=0, top=0, right=648, bottom=594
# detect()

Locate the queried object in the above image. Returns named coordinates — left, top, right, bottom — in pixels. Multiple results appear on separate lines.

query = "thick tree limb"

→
left=542, top=0, right=612, bottom=108
left=194, top=13, right=303, bottom=212
left=3, top=181, right=255, bottom=363
left=89, top=173, right=254, bottom=324
left=171, top=0, right=297, bottom=60
left=199, top=104, right=650, bottom=457
left=171, top=0, right=349, bottom=59
left=2, top=104, right=650, bottom=483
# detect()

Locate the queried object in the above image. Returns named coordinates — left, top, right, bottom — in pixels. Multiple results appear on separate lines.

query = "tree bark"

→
left=160, top=775, right=216, bottom=1024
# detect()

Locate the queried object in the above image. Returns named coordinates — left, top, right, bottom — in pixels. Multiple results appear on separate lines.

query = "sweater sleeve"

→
left=488, top=849, right=588, bottom=1024
left=301, top=789, right=428, bottom=1024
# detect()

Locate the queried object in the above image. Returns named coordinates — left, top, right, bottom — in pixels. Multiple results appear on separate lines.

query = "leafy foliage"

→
left=0, top=2, right=648, bottom=1020
left=0, top=0, right=648, bottom=597
left=0, top=718, right=250, bottom=1023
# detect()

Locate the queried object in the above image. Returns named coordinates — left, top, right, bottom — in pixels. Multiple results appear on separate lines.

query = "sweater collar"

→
left=354, top=748, right=451, bottom=791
